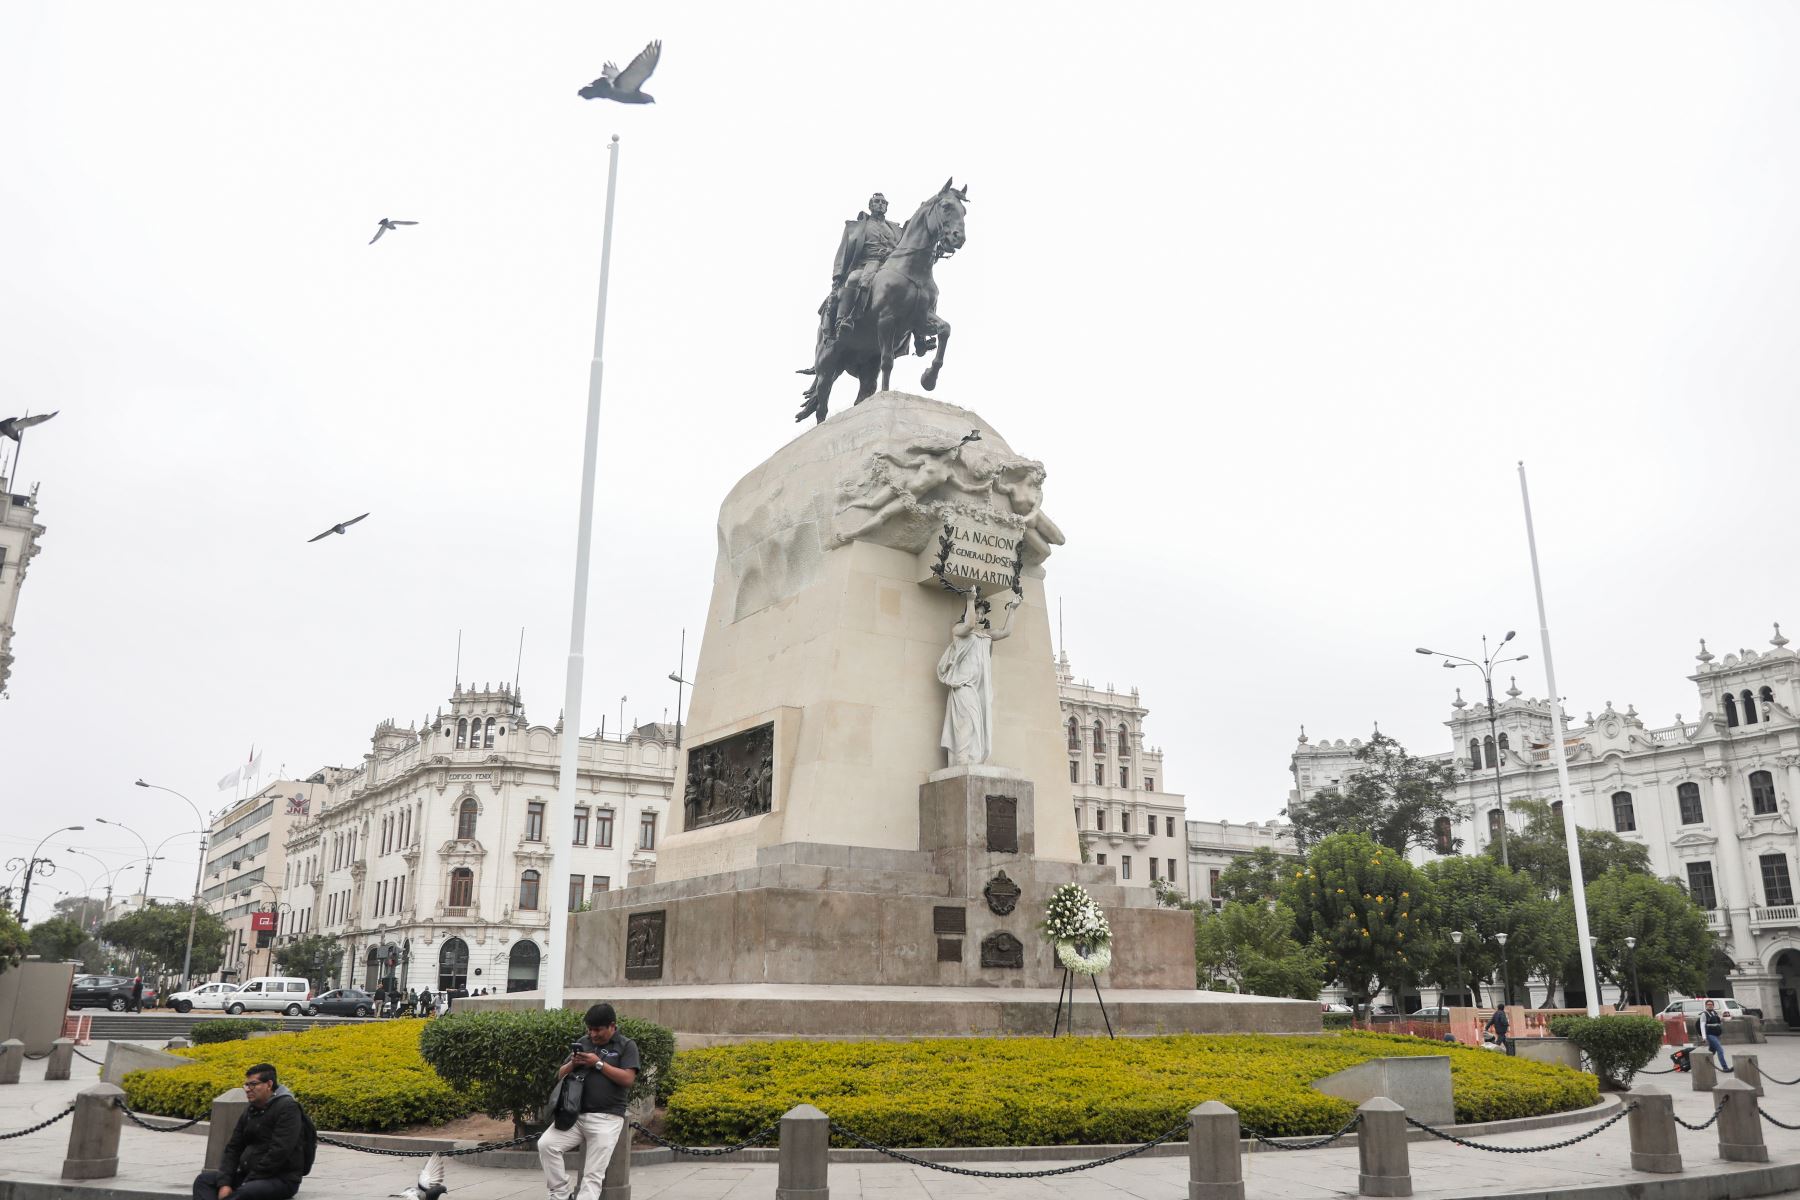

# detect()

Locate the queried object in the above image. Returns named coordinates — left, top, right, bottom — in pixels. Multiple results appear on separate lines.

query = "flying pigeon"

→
left=0, top=411, right=57, bottom=443
left=307, top=513, right=369, bottom=543
left=369, top=218, right=419, bottom=245
left=390, top=1153, right=447, bottom=1200
left=578, top=40, right=662, bottom=103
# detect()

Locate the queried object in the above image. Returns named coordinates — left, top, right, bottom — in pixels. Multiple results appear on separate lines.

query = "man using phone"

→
left=539, top=1003, right=640, bottom=1200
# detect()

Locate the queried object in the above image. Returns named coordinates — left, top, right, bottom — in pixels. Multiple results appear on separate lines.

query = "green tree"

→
left=274, top=933, right=343, bottom=984
left=1282, top=732, right=1463, bottom=854
left=1491, top=798, right=1652, bottom=893
left=1285, top=833, right=1431, bottom=1005
left=28, top=916, right=87, bottom=961
left=1194, top=901, right=1326, bottom=999
left=53, top=895, right=107, bottom=931
left=99, top=902, right=229, bottom=976
left=1585, top=868, right=1709, bottom=1002
left=0, top=909, right=28, bottom=976
left=1214, top=847, right=1298, bottom=904
left=1416, top=855, right=1574, bottom=1005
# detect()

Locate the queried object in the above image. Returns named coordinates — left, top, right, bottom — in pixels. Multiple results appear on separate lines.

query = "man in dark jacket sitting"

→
left=193, top=1064, right=306, bottom=1200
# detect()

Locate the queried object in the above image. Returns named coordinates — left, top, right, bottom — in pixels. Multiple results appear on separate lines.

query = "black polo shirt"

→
left=575, top=1031, right=641, bottom=1116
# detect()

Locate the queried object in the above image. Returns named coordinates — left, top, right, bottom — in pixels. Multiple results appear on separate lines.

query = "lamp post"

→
left=94, top=818, right=154, bottom=903
left=1450, top=929, right=1465, bottom=1007
left=135, top=780, right=207, bottom=990
left=1624, top=936, right=1639, bottom=1010
left=1415, top=634, right=1531, bottom=868
left=1495, top=931, right=1511, bottom=1008
left=10, top=824, right=84, bottom=919
left=237, top=881, right=289, bottom=980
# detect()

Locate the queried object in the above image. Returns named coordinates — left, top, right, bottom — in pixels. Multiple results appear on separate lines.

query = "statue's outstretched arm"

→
left=987, top=594, right=1023, bottom=642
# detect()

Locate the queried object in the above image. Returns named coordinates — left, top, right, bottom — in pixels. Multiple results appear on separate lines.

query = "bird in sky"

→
left=579, top=40, right=662, bottom=104
left=308, top=513, right=369, bottom=543
left=369, top=218, right=419, bottom=245
left=390, top=1153, right=447, bottom=1200
left=0, top=411, right=58, bottom=443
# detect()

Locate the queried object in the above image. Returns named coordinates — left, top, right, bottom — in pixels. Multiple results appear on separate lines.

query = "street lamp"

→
left=135, top=779, right=208, bottom=990
left=9, top=824, right=84, bottom=919
left=1495, top=931, right=1511, bottom=1008
left=1624, top=936, right=1639, bottom=1010
left=1450, top=929, right=1465, bottom=1007
left=1415, top=633, right=1530, bottom=868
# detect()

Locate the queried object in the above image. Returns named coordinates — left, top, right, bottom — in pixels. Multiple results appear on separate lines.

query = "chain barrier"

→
left=1672, top=1102, right=1726, bottom=1132
left=1757, top=1105, right=1800, bottom=1131
left=114, top=1099, right=205, bottom=1132
left=825, top=1118, right=1191, bottom=1179
left=1244, top=1111, right=1365, bottom=1151
left=627, top=1119, right=780, bottom=1156
left=1762, top=1071, right=1800, bottom=1087
left=73, top=1048, right=105, bottom=1066
left=1403, top=1103, right=1636, bottom=1153
left=315, top=1132, right=538, bottom=1158
left=0, top=1106, right=75, bottom=1141
left=1637, top=1066, right=1677, bottom=1075
left=23, top=1050, right=52, bottom=1061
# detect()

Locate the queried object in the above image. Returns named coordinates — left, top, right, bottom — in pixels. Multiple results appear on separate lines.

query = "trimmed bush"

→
left=189, top=1018, right=282, bottom=1044
left=1322, top=1013, right=1354, bottom=1031
left=418, top=1008, right=673, bottom=1130
left=1547, top=1014, right=1664, bottom=1089
left=123, top=1020, right=467, bottom=1131
left=664, top=1032, right=1596, bottom=1147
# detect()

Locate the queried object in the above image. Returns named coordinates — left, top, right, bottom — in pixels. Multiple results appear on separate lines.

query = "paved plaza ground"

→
left=4, top=1033, right=1800, bottom=1199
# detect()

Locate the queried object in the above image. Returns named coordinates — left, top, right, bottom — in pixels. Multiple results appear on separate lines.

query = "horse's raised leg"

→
left=920, top=315, right=951, bottom=392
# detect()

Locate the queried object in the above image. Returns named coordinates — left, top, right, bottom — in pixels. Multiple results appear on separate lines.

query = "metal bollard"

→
left=775, top=1104, right=830, bottom=1200
left=1714, top=1078, right=1768, bottom=1163
left=46, top=1038, right=74, bottom=1082
left=205, top=1087, right=250, bottom=1170
left=61, top=1083, right=124, bottom=1179
left=1189, top=1101, right=1243, bottom=1200
left=0, top=1039, right=22, bottom=1085
left=1625, top=1085, right=1681, bottom=1174
left=1357, top=1098, right=1411, bottom=1197
left=1735, top=1054, right=1763, bottom=1097
left=1692, top=1054, right=1717, bottom=1092
left=599, top=1120, right=632, bottom=1200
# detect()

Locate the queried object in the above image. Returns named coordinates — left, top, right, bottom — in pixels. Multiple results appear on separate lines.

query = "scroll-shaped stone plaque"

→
left=980, top=930, right=1024, bottom=969
left=683, top=723, right=775, bottom=831
left=983, top=870, right=1021, bottom=916
left=624, top=910, right=666, bottom=980
left=933, top=906, right=967, bottom=935
left=985, top=794, right=1018, bottom=854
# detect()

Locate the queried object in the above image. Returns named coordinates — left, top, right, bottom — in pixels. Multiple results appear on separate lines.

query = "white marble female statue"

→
left=937, top=588, right=1021, bottom=766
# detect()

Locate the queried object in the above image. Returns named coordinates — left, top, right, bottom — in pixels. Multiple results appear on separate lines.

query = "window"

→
left=1762, top=854, right=1794, bottom=907
left=1487, top=808, right=1503, bottom=839
left=1120, top=767, right=1130, bottom=789
left=1096, top=810, right=1106, bottom=832
left=1687, top=861, right=1718, bottom=910
left=569, top=874, right=585, bottom=910
left=1166, top=816, right=1176, bottom=837
left=484, top=716, right=496, bottom=748
left=1483, top=735, right=1496, bottom=769
left=1751, top=770, right=1778, bottom=816
left=519, top=869, right=541, bottom=911
left=1121, top=855, right=1132, bottom=879
left=1093, top=721, right=1106, bottom=754
left=596, top=811, right=614, bottom=848
left=1761, top=685, right=1776, bottom=712
left=507, top=940, right=540, bottom=992
left=592, top=875, right=610, bottom=893
left=1678, top=781, right=1704, bottom=825
left=1094, top=764, right=1105, bottom=785
left=1498, top=733, right=1509, bottom=754
left=1469, top=739, right=1481, bottom=767
left=639, top=813, right=657, bottom=850
left=1118, top=725, right=1131, bottom=756
left=1434, top=816, right=1453, bottom=854
left=1122, top=813, right=1132, bottom=834
left=1726, top=692, right=1740, bottom=728
left=1168, top=857, right=1177, bottom=879
left=457, top=798, right=477, bottom=840
left=1149, top=859, right=1159, bottom=881
left=1612, top=791, right=1636, bottom=832
left=1066, top=717, right=1079, bottom=750
left=437, top=937, right=468, bottom=992
left=526, top=801, right=545, bottom=842
left=1743, top=689, right=1760, bottom=726
left=396, top=875, right=405, bottom=911
left=1069, top=760, right=1079, bottom=783
left=1145, top=777, right=1155, bottom=792
left=1552, top=799, right=1564, bottom=818
left=1096, top=853, right=1106, bottom=866
left=457, top=717, right=468, bottom=749
left=573, top=807, right=589, bottom=845
left=376, top=880, right=386, bottom=915
left=448, top=868, right=473, bottom=908
left=1209, top=868, right=1221, bottom=897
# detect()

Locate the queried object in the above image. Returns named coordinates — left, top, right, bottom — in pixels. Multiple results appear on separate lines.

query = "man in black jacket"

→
left=193, top=1064, right=306, bottom=1200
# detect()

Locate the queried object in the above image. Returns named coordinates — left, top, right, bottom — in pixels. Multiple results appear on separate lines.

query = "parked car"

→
left=1661, top=997, right=1759, bottom=1021
left=308, top=988, right=377, bottom=1018
left=222, top=976, right=314, bottom=1015
left=166, top=982, right=240, bottom=1015
left=69, top=975, right=142, bottom=1012
left=1321, top=1003, right=1353, bottom=1013
left=1411, top=1006, right=1451, bottom=1020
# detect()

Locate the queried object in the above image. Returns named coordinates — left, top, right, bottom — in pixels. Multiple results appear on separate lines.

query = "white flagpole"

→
left=1518, top=462, right=1601, bottom=1016
left=546, top=134, right=622, bottom=1013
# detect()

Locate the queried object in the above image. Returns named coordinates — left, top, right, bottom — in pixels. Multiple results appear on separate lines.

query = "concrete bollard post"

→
left=775, top=1104, right=830, bottom=1200
left=1625, top=1085, right=1682, bottom=1174
left=1692, top=1054, right=1717, bottom=1092
left=1189, top=1101, right=1244, bottom=1200
left=599, top=1120, right=632, bottom=1200
left=46, top=1038, right=74, bottom=1082
left=61, top=1083, right=124, bottom=1179
left=0, top=1039, right=22, bottom=1085
left=1715, top=1078, right=1768, bottom=1163
left=166, top=1038, right=191, bottom=1050
left=204, top=1088, right=250, bottom=1171
left=1735, top=1054, right=1763, bottom=1096
left=1357, top=1098, right=1412, bottom=1197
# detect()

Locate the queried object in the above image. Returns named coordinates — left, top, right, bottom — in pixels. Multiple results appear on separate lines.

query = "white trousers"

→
left=538, top=1112, right=624, bottom=1200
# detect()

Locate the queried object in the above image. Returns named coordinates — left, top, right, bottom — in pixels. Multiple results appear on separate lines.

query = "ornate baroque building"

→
left=275, top=684, right=675, bottom=994
left=1292, top=627, right=1800, bottom=1021
left=0, top=473, right=46, bottom=695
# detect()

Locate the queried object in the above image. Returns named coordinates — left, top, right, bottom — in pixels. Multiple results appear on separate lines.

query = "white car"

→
left=1661, top=997, right=1754, bottom=1020
left=223, top=977, right=314, bottom=1015
left=166, top=982, right=240, bottom=1015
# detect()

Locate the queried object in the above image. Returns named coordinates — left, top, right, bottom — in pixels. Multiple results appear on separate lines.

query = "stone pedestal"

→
left=1188, top=1102, right=1244, bottom=1200
left=1626, top=1085, right=1682, bottom=1173
left=1356, top=1098, right=1412, bottom=1197
left=61, top=1084, right=123, bottom=1180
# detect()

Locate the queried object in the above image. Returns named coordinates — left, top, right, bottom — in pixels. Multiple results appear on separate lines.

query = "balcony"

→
left=1706, top=909, right=1727, bottom=931
left=1752, top=905, right=1800, bottom=928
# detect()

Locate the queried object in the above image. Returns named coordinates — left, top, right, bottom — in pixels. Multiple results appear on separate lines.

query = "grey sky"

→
left=5, top=3, right=1800, bottom=920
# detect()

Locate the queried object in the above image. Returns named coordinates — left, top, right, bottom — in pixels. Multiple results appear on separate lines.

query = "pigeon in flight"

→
left=369, top=218, right=419, bottom=245
left=0, top=411, right=58, bottom=443
left=579, top=40, right=662, bottom=104
left=390, top=1153, right=447, bottom=1200
left=308, top=513, right=370, bottom=543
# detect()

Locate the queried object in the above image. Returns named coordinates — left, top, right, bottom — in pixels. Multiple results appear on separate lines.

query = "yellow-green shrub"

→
left=122, top=1021, right=469, bottom=1131
left=664, top=1032, right=1597, bottom=1147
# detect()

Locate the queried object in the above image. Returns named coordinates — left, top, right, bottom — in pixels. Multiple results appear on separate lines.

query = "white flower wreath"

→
left=1043, top=882, right=1111, bottom=976
left=1056, top=938, right=1112, bottom=976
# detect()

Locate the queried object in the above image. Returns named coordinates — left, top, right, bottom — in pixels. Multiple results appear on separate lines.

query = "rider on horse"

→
left=816, top=193, right=904, bottom=357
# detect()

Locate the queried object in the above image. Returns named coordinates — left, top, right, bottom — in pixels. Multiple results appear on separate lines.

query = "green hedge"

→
left=664, top=1032, right=1597, bottom=1147
left=1547, top=1014, right=1665, bottom=1088
left=189, top=1018, right=283, bottom=1044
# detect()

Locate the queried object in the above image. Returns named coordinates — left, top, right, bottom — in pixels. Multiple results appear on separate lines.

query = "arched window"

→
left=1093, top=721, right=1106, bottom=754
left=1677, top=781, right=1704, bottom=824
left=1483, top=735, right=1497, bottom=769
left=457, top=798, right=478, bottom=840
left=456, top=717, right=468, bottom=748
left=437, top=937, right=469, bottom=992
left=518, top=870, right=540, bottom=911
left=1118, top=725, right=1130, bottom=757
left=365, top=946, right=382, bottom=989
left=484, top=716, right=496, bottom=748
left=448, top=867, right=473, bottom=908
left=1469, top=739, right=1481, bottom=767
left=1751, top=770, right=1778, bottom=816
left=1612, top=791, right=1636, bottom=832
left=1726, top=692, right=1740, bottom=728
left=1433, top=816, right=1453, bottom=854
left=1498, top=733, right=1510, bottom=755
left=1552, top=799, right=1564, bottom=818
left=1488, top=808, right=1503, bottom=838
left=1066, top=718, right=1079, bottom=750
left=508, top=941, right=541, bottom=993
left=1743, top=690, right=1759, bottom=725
left=1761, top=685, right=1776, bottom=711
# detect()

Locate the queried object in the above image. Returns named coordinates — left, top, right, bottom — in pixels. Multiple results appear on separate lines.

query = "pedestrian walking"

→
left=1484, top=1004, right=1514, bottom=1056
left=373, top=986, right=387, bottom=1018
left=1701, top=998, right=1730, bottom=1070
left=417, top=987, right=433, bottom=1018
left=130, top=977, right=143, bottom=1014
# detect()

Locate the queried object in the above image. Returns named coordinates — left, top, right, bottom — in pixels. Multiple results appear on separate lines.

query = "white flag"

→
left=217, top=766, right=242, bottom=792
left=246, top=748, right=263, bottom=780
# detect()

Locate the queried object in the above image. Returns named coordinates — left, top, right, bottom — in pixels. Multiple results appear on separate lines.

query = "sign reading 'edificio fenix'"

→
left=917, top=514, right=1025, bottom=595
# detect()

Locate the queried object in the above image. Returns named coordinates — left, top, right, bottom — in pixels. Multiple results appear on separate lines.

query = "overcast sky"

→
left=5, top=3, right=1800, bottom=920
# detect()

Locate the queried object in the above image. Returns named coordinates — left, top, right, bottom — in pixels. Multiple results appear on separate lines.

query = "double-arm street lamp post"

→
left=1450, top=929, right=1465, bottom=1006
left=10, top=825, right=84, bottom=919
left=1495, top=931, right=1511, bottom=1008
left=1625, top=936, right=1640, bottom=1009
left=134, top=780, right=208, bottom=989
left=1415, top=633, right=1531, bottom=868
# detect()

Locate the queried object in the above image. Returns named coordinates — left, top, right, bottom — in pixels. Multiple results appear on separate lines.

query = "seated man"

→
left=193, top=1064, right=306, bottom=1200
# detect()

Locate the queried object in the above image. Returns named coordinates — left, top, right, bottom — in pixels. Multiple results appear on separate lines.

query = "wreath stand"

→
left=1050, top=964, right=1116, bottom=1039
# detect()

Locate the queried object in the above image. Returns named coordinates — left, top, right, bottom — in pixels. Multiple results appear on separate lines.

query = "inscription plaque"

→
left=985, top=795, right=1019, bottom=854
left=937, top=938, right=962, bottom=963
left=683, top=723, right=774, bottom=831
left=980, top=930, right=1024, bottom=969
left=624, top=910, right=666, bottom=980
left=983, top=870, right=1021, bottom=916
left=933, top=906, right=967, bottom=935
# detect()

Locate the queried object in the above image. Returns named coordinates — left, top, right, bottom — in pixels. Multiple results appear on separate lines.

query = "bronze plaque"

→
left=983, top=870, right=1021, bottom=916
left=933, top=906, right=967, bottom=935
left=937, top=938, right=962, bottom=963
left=980, top=930, right=1024, bottom=969
left=985, top=795, right=1018, bottom=854
left=624, top=910, right=666, bottom=980
left=683, top=723, right=775, bottom=831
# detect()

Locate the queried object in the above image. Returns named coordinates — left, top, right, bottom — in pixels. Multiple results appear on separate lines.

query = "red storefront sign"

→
left=250, top=911, right=277, bottom=932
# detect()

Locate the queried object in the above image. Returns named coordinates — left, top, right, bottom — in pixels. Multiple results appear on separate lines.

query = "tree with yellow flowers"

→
left=1284, top=832, right=1433, bottom=1007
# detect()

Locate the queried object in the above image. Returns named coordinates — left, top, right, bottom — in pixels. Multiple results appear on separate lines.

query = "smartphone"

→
left=569, top=1041, right=584, bottom=1057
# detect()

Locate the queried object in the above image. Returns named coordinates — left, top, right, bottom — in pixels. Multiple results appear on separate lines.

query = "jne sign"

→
left=916, top=514, right=1024, bottom=595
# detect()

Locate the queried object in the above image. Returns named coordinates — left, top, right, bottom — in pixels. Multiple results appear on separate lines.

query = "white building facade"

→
left=0, top=474, right=46, bottom=696
left=1292, top=627, right=1800, bottom=1022
left=276, top=684, right=676, bottom=996
left=204, top=773, right=339, bottom=981
left=1185, top=819, right=1300, bottom=910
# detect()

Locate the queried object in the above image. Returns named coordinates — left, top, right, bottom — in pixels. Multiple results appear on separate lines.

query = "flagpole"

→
left=1519, top=462, right=1601, bottom=1016
left=547, top=133, right=622, bottom=1014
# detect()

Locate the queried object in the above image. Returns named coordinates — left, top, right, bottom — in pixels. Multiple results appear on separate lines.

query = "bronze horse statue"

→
left=795, top=179, right=968, bottom=423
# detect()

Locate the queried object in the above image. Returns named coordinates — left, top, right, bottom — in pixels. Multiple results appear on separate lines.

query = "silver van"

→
left=223, top=977, right=313, bottom=1015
